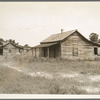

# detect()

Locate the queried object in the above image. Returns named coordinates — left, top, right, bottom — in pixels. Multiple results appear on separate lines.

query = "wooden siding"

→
left=3, top=43, right=20, bottom=56
left=98, top=47, right=100, bottom=56
left=32, top=48, right=36, bottom=57
left=36, top=48, right=40, bottom=58
left=61, top=32, right=95, bottom=59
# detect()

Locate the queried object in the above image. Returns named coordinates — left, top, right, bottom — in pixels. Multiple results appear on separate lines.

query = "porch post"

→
left=32, top=48, right=33, bottom=56
left=39, top=48, right=41, bottom=57
left=47, top=47, right=49, bottom=58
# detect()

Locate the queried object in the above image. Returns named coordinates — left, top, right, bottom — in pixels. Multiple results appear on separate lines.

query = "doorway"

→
left=0, top=49, right=3, bottom=55
left=44, top=48, right=47, bottom=57
left=94, top=47, right=98, bottom=55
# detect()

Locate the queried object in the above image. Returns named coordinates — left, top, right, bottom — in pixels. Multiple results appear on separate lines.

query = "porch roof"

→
left=33, top=42, right=58, bottom=48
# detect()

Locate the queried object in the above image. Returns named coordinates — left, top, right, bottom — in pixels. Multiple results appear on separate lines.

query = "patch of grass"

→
left=0, top=65, right=49, bottom=94
left=7, top=54, right=100, bottom=76
left=0, top=65, right=87, bottom=94
left=1, top=55, right=100, bottom=94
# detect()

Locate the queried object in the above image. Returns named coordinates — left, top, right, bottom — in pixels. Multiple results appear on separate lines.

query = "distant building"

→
left=32, top=29, right=100, bottom=60
left=0, top=39, right=23, bottom=56
left=23, top=44, right=31, bottom=54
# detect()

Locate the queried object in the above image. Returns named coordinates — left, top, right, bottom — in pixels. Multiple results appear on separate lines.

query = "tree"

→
left=89, top=33, right=99, bottom=43
left=98, top=39, right=100, bottom=43
left=24, top=44, right=28, bottom=47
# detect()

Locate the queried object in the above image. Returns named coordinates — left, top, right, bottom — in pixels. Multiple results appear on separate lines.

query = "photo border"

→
left=0, top=0, right=100, bottom=99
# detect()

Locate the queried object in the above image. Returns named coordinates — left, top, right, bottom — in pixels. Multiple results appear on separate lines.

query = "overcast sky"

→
left=0, top=2, right=100, bottom=46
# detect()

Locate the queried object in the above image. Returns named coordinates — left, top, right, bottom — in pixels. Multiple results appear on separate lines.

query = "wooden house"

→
left=32, top=29, right=100, bottom=60
left=0, top=39, right=23, bottom=56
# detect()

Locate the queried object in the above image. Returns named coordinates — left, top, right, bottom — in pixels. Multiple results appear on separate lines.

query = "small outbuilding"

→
left=0, top=39, right=23, bottom=56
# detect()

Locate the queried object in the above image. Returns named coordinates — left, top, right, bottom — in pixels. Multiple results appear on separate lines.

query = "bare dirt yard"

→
left=0, top=54, right=100, bottom=94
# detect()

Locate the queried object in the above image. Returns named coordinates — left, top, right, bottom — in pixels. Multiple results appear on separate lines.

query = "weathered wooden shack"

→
left=32, top=29, right=100, bottom=60
left=0, top=40, right=24, bottom=56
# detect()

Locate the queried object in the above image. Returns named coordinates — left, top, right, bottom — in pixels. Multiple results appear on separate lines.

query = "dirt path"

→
left=3, top=63, right=53, bottom=79
left=2, top=63, right=86, bottom=79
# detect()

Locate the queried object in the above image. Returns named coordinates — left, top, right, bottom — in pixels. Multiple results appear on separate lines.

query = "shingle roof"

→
left=41, top=29, right=77, bottom=43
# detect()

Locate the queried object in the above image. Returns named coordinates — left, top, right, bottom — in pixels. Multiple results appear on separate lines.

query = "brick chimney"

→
left=61, top=29, right=64, bottom=33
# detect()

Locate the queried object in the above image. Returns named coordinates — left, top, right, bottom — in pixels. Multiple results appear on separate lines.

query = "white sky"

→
left=0, top=2, right=100, bottom=47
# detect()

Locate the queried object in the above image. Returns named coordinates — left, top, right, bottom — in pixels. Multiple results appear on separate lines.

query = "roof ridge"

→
left=3, top=42, right=23, bottom=49
left=53, top=29, right=77, bottom=35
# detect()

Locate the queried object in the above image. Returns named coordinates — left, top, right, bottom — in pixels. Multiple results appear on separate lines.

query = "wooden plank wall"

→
left=98, top=47, right=100, bottom=56
left=3, top=43, right=20, bottom=56
left=61, top=32, right=95, bottom=60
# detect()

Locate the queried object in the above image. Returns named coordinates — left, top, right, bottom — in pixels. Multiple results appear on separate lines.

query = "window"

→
left=94, top=47, right=98, bottom=55
left=73, top=47, right=78, bottom=56
left=9, top=49, right=11, bottom=53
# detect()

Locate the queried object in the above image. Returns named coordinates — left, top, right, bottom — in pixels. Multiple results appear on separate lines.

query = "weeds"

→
left=0, top=54, right=100, bottom=94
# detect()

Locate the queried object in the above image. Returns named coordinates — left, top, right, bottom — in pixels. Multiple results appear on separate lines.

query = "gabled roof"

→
left=2, top=42, right=23, bottom=49
left=41, top=29, right=77, bottom=43
left=40, top=29, right=100, bottom=46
